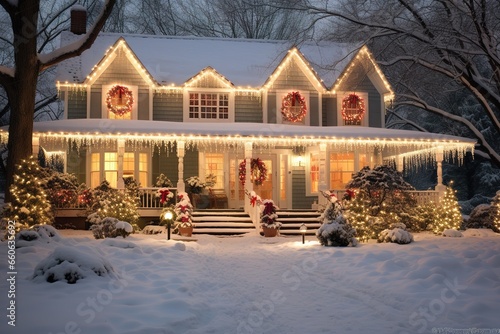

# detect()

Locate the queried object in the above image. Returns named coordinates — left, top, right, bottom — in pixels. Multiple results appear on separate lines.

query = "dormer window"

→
left=184, top=90, right=234, bottom=122
left=337, top=92, right=368, bottom=126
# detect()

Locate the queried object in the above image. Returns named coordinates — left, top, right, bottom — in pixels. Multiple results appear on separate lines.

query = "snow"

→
left=442, top=229, right=464, bottom=238
left=115, top=221, right=133, bottom=233
left=2, top=229, right=499, bottom=333
left=55, top=32, right=356, bottom=87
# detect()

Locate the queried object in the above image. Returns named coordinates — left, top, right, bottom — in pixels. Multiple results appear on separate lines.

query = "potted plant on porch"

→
left=260, top=199, right=281, bottom=237
left=174, top=192, right=194, bottom=237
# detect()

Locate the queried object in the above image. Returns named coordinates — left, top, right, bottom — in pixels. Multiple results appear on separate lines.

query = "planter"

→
left=178, top=226, right=194, bottom=237
left=262, top=226, right=279, bottom=237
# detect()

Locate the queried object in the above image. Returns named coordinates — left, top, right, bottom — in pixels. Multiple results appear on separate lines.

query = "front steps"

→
left=276, top=210, right=321, bottom=236
left=192, top=209, right=255, bottom=235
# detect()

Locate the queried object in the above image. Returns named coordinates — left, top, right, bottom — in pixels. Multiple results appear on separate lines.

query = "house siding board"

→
left=309, top=93, right=319, bottom=126
left=271, top=60, right=316, bottom=91
left=137, top=92, right=149, bottom=120
left=235, top=95, right=262, bottom=123
left=324, top=96, right=337, bottom=126
left=292, top=169, right=316, bottom=209
left=90, top=92, right=101, bottom=118
left=153, top=94, right=183, bottom=122
left=267, top=93, right=276, bottom=123
left=189, top=75, right=227, bottom=89
left=67, top=91, right=87, bottom=119
left=152, top=146, right=199, bottom=186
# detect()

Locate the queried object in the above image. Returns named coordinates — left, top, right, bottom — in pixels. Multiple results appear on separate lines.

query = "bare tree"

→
left=286, top=0, right=500, bottom=168
left=0, top=0, right=116, bottom=201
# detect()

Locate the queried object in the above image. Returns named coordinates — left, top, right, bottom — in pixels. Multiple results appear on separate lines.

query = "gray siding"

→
left=67, top=91, right=87, bottom=119
left=309, top=93, right=319, bottom=126
left=267, top=93, right=276, bottom=123
left=323, top=96, right=338, bottom=126
left=153, top=93, right=183, bottom=122
left=66, top=147, right=86, bottom=184
left=90, top=92, right=100, bottom=118
left=292, top=169, right=317, bottom=209
left=189, top=75, right=228, bottom=88
left=235, top=95, right=262, bottom=122
left=138, top=92, right=150, bottom=120
left=271, top=60, right=316, bottom=91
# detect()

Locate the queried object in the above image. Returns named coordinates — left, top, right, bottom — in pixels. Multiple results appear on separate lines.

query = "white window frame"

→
left=276, top=90, right=311, bottom=126
left=101, top=84, right=139, bottom=120
left=183, top=88, right=235, bottom=122
left=336, top=91, right=369, bottom=127
left=87, top=149, right=150, bottom=188
left=305, top=146, right=319, bottom=196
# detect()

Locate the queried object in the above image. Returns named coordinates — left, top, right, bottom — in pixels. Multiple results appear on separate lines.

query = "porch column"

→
left=396, top=156, right=404, bottom=172
left=435, top=147, right=446, bottom=196
left=244, top=141, right=253, bottom=213
left=117, top=138, right=125, bottom=189
left=318, top=143, right=328, bottom=207
left=32, top=136, right=40, bottom=156
left=177, top=141, right=186, bottom=193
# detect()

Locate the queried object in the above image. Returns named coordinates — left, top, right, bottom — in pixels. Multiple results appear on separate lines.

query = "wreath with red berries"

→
left=281, top=91, right=307, bottom=123
left=239, top=158, right=267, bottom=186
left=106, top=85, right=134, bottom=117
left=341, top=93, right=365, bottom=124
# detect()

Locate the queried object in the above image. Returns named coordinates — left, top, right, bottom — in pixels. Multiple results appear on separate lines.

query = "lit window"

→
left=104, top=152, right=118, bottom=188
left=91, top=153, right=100, bottom=188
left=189, top=93, right=229, bottom=120
left=310, top=152, right=319, bottom=193
left=205, top=153, right=224, bottom=189
left=139, top=153, right=148, bottom=187
left=123, top=153, right=135, bottom=180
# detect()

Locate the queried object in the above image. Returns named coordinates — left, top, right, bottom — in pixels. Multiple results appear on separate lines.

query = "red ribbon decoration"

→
left=250, top=196, right=257, bottom=207
left=263, top=201, right=275, bottom=215
left=345, top=189, right=355, bottom=200
left=159, top=189, right=170, bottom=204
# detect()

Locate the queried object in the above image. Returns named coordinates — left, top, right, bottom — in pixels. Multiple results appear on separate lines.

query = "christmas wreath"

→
left=341, top=93, right=365, bottom=124
left=281, top=91, right=307, bottom=123
left=239, top=158, right=267, bottom=186
left=106, top=85, right=134, bottom=117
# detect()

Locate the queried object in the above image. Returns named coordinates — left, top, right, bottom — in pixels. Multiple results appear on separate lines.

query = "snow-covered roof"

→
left=56, top=32, right=357, bottom=88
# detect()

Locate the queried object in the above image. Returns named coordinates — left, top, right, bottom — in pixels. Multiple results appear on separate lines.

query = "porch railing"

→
left=330, top=189, right=440, bottom=206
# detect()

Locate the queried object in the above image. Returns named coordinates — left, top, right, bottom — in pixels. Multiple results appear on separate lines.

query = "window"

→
left=90, top=151, right=149, bottom=188
left=329, top=153, right=367, bottom=189
left=205, top=153, right=224, bottom=188
left=189, top=93, right=229, bottom=120
left=310, top=152, right=319, bottom=193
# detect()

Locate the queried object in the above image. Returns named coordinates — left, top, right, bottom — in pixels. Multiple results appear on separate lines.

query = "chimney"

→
left=70, top=5, right=87, bottom=35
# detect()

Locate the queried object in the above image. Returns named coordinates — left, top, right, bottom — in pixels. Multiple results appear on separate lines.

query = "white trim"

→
left=305, top=146, right=318, bottom=197
left=336, top=91, right=369, bottom=127
left=101, top=84, right=138, bottom=120
left=62, top=89, right=69, bottom=119
left=183, top=88, right=235, bottom=123
left=148, top=86, right=153, bottom=121
left=318, top=92, right=323, bottom=126
left=86, top=85, right=91, bottom=119
left=275, top=90, right=311, bottom=126
left=262, top=89, right=268, bottom=123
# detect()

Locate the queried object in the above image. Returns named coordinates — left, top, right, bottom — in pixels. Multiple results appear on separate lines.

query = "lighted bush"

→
left=90, top=217, right=133, bottom=239
left=316, top=191, right=357, bottom=247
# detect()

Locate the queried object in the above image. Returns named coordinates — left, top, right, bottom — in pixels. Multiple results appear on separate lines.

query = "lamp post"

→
left=299, top=223, right=307, bottom=244
left=161, top=210, right=174, bottom=240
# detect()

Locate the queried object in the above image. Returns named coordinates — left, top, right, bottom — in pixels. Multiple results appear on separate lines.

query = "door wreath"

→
left=239, top=158, right=267, bottom=186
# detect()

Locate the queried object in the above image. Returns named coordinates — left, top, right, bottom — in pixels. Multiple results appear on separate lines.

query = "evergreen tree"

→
left=316, top=191, right=357, bottom=247
left=433, top=184, right=462, bottom=234
left=5, top=157, right=53, bottom=226
left=491, top=191, right=500, bottom=233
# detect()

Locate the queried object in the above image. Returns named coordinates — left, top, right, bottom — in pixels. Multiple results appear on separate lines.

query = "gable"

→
left=93, top=50, right=152, bottom=88
left=184, top=67, right=234, bottom=89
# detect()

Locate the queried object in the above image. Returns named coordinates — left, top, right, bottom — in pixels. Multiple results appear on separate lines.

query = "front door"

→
left=252, top=154, right=277, bottom=203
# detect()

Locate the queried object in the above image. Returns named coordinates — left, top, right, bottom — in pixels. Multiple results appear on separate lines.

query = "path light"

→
left=299, top=223, right=307, bottom=244
left=161, top=210, right=174, bottom=240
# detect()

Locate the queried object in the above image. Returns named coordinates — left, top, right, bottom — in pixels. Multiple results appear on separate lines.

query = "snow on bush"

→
left=316, top=191, right=357, bottom=247
left=378, top=228, right=414, bottom=244
left=32, top=246, right=116, bottom=284
left=465, top=204, right=494, bottom=231
left=90, top=217, right=132, bottom=239
left=442, top=229, right=463, bottom=238
left=15, top=224, right=61, bottom=248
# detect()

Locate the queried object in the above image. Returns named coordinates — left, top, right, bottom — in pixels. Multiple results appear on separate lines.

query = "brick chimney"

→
left=70, top=6, right=87, bottom=35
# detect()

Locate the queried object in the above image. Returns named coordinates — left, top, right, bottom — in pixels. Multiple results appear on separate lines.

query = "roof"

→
left=56, top=32, right=358, bottom=88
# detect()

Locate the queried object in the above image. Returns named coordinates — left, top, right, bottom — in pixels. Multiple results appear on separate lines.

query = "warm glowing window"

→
left=123, top=153, right=135, bottom=180
left=329, top=153, right=355, bottom=189
left=205, top=153, right=224, bottom=189
left=104, top=152, right=118, bottom=188
left=90, top=153, right=100, bottom=188
left=310, top=152, right=319, bottom=193
left=189, top=93, right=229, bottom=120
left=139, top=153, right=148, bottom=187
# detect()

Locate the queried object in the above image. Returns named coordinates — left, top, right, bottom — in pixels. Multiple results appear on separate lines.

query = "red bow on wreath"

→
left=159, top=189, right=170, bottom=204
left=263, top=202, right=275, bottom=215
left=181, top=216, right=190, bottom=223
left=344, top=189, right=356, bottom=201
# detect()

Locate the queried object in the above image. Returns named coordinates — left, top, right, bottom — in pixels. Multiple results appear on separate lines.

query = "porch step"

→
left=191, top=210, right=254, bottom=235
left=276, top=210, right=321, bottom=235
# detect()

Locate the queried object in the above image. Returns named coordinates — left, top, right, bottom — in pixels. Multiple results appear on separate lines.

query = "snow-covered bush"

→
left=174, top=192, right=194, bottom=230
left=316, top=191, right=357, bottom=247
left=45, top=171, right=80, bottom=208
left=442, top=229, right=463, bottom=237
left=464, top=204, right=494, bottom=231
left=32, top=246, right=116, bottom=284
left=154, top=173, right=173, bottom=188
left=15, top=224, right=61, bottom=247
left=90, top=217, right=132, bottom=239
left=378, top=223, right=414, bottom=244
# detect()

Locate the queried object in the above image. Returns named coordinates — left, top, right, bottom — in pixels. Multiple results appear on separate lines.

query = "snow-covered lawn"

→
left=1, top=229, right=499, bottom=334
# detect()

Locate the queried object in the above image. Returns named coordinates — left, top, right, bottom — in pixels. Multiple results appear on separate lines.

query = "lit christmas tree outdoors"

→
left=491, top=191, right=500, bottom=233
left=433, top=184, right=462, bottom=234
left=6, top=157, right=53, bottom=226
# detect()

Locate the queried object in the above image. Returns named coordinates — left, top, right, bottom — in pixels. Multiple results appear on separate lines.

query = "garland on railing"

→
left=156, top=188, right=174, bottom=205
left=239, top=158, right=267, bottom=186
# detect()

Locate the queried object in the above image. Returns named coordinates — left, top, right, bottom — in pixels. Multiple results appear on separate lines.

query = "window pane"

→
left=91, top=153, right=100, bottom=188
left=205, top=153, right=224, bottom=189
left=330, top=152, right=354, bottom=189
left=310, top=152, right=319, bottom=193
